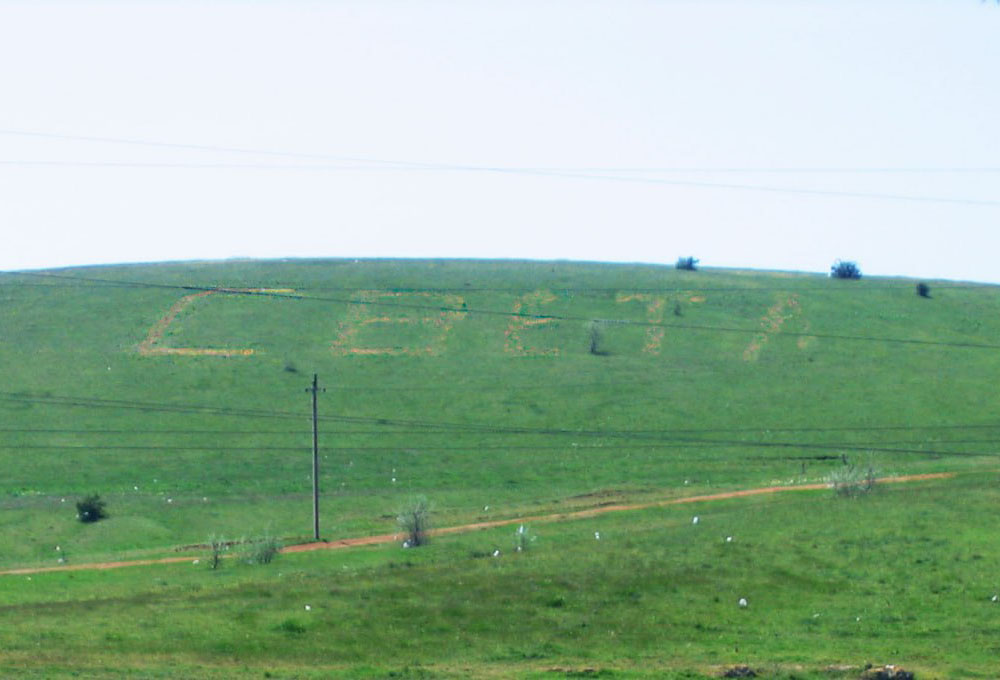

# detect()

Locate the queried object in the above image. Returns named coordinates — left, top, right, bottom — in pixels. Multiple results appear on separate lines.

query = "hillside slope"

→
left=2, top=259, right=998, bottom=567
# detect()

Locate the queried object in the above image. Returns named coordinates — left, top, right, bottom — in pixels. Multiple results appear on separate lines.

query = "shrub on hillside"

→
left=208, top=534, right=228, bottom=570
left=827, top=457, right=878, bottom=497
left=76, top=494, right=107, bottom=523
left=398, top=496, right=431, bottom=547
left=242, top=533, right=282, bottom=565
left=675, top=257, right=699, bottom=271
left=587, top=320, right=610, bottom=356
left=830, top=260, right=862, bottom=279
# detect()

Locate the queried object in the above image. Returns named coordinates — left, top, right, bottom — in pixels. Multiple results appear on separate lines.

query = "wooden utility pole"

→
left=306, top=374, right=325, bottom=541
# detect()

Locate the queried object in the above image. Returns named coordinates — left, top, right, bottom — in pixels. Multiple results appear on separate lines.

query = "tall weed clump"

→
left=827, top=456, right=878, bottom=497
left=241, top=533, right=282, bottom=565
left=514, top=524, right=535, bottom=552
left=207, top=535, right=228, bottom=570
left=398, top=496, right=431, bottom=547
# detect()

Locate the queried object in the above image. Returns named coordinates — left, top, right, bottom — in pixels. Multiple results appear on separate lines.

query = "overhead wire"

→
left=1, top=129, right=998, bottom=207
left=3, top=391, right=1000, bottom=454
left=0, top=440, right=994, bottom=459
left=5, top=422, right=1000, bottom=436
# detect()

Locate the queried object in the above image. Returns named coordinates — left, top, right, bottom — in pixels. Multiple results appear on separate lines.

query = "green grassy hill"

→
left=2, top=259, right=999, bottom=677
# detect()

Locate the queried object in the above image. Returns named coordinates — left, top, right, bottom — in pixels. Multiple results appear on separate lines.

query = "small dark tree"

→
left=208, top=535, right=227, bottom=569
left=76, top=494, right=107, bottom=523
left=675, top=256, right=699, bottom=271
left=916, top=282, right=931, bottom=298
left=587, top=320, right=610, bottom=356
left=830, top=260, right=862, bottom=279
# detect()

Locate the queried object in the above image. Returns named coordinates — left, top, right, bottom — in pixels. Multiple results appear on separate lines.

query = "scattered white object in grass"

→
left=492, top=549, right=501, bottom=557
left=684, top=480, right=690, bottom=485
left=402, top=541, right=410, bottom=548
left=992, top=594, right=999, bottom=602
left=304, top=605, right=311, bottom=611
left=484, top=505, right=489, bottom=511
left=516, top=546, right=522, bottom=552
left=57, top=558, right=65, bottom=564
left=55, top=546, right=60, bottom=551
left=133, top=486, right=138, bottom=491
left=192, top=559, right=200, bottom=565
left=856, top=616, right=861, bottom=622
left=202, top=497, right=208, bottom=502
left=60, top=498, right=65, bottom=503
left=594, top=531, right=601, bottom=540
left=812, top=613, right=820, bottom=618
left=692, top=516, right=699, bottom=525
left=26, top=576, right=31, bottom=580
left=391, top=477, right=396, bottom=483
left=166, top=498, right=173, bottom=503
left=725, top=536, right=733, bottom=543
left=107, top=366, right=111, bottom=371
left=738, top=598, right=748, bottom=608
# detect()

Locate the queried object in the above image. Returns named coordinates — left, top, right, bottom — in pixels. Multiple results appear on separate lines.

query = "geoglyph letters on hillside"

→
left=138, top=289, right=809, bottom=358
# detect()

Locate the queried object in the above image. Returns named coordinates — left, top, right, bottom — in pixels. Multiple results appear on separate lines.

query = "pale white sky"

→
left=1, top=1, right=998, bottom=281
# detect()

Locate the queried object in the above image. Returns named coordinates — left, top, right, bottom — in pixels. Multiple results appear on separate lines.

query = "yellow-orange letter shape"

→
left=504, top=291, right=560, bottom=356
left=330, top=291, right=466, bottom=356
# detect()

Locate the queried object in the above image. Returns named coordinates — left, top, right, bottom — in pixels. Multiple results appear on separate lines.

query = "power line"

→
left=2, top=129, right=999, bottom=207
left=5, top=128, right=1000, bottom=174
left=5, top=423, right=1000, bottom=436
left=0, top=440, right=993, bottom=459
left=5, top=270, right=999, bottom=349
left=2, top=159, right=996, bottom=206
left=3, top=129, right=999, bottom=175
left=5, top=391, right=1000, bottom=445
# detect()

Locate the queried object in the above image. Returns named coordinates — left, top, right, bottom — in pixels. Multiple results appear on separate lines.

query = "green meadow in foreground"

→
left=2, top=259, right=1000, bottom=676
left=2, top=474, right=999, bottom=678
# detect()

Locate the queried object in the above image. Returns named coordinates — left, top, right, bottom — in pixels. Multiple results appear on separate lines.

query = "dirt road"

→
left=1, top=472, right=953, bottom=577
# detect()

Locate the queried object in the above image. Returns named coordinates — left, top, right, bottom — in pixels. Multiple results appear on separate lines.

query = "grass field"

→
left=2, top=259, right=999, bottom=677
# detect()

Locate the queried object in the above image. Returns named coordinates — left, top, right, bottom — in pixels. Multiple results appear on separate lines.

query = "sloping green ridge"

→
left=1, top=259, right=998, bottom=568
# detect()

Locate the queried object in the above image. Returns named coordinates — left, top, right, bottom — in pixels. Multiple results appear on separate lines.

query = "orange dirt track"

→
left=1, top=472, right=953, bottom=577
